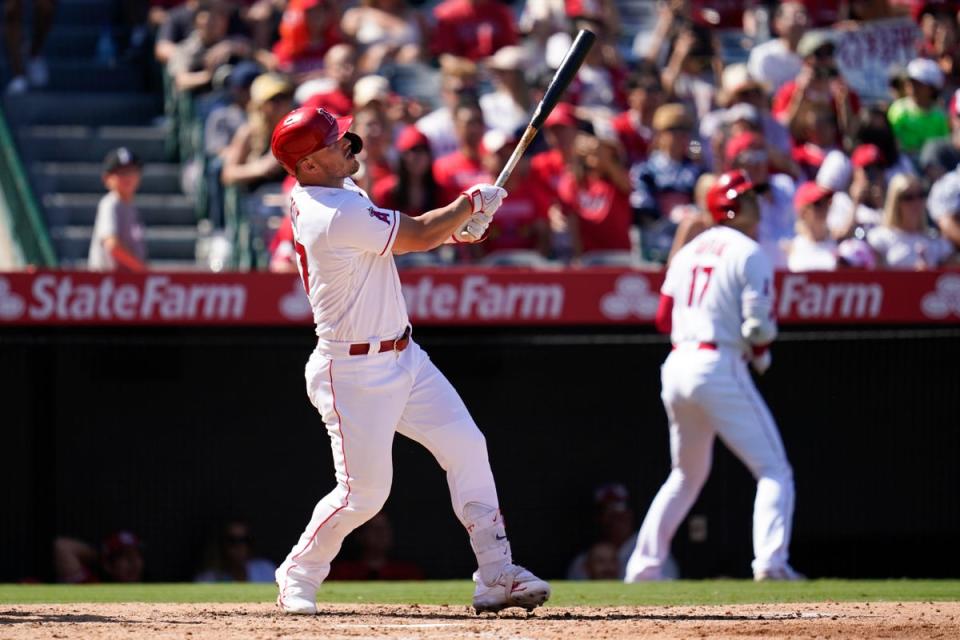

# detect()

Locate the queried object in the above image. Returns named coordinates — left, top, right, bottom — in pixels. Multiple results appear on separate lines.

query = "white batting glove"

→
left=462, top=184, right=507, bottom=216
left=455, top=210, right=494, bottom=243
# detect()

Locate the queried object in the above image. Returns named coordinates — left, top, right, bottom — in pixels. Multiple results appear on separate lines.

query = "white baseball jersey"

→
left=662, top=225, right=775, bottom=348
left=290, top=178, right=409, bottom=342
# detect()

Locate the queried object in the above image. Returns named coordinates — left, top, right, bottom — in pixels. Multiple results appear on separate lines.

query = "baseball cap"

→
left=816, top=150, right=853, bottom=192
left=227, top=61, right=262, bottom=90
left=652, top=103, right=692, bottom=132
left=794, top=181, right=833, bottom=209
left=395, top=125, right=430, bottom=153
left=919, top=138, right=960, bottom=174
left=353, top=74, right=391, bottom=109
left=103, top=147, right=141, bottom=173
left=906, top=57, right=944, bottom=90
left=102, top=530, right=142, bottom=559
left=485, top=45, right=528, bottom=71
left=797, top=31, right=834, bottom=58
left=720, top=64, right=766, bottom=102
left=724, top=131, right=763, bottom=164
left=250, top=73, right=293, bottom=105
left=851, top=144, right=885, bottom=168
left=565, top=0, right=602, bottom=19
left=544, top=102, right=579, bottom=129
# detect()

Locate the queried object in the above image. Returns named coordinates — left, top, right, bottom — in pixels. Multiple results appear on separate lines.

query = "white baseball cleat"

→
left=472, top=564, right=551, bottom=614
left=754, top=565, right=805, bottom=581
left=276, top=581, right=318, bottom=615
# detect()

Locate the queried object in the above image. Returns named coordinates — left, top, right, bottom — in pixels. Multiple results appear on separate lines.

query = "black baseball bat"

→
left=494, top=29, right=596, bottom=188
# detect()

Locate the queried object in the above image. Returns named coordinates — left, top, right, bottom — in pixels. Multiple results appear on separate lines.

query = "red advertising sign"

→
left=0, top=269, right=959, bottom=326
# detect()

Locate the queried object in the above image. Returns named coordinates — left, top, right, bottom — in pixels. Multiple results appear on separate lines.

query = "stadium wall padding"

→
left=1, top=326, right=958, bottom=582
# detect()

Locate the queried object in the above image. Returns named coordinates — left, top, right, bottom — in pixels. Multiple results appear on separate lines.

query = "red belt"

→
left=671, top=342, right=717, bottom=351
left=349, top=327, right=411, bottom=356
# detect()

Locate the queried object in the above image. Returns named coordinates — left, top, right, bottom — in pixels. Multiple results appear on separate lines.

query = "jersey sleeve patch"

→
left=327, top=193, right=399, bottom=255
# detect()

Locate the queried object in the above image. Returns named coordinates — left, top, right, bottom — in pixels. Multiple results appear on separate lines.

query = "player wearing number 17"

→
left=268, top=105, right=550, bottom=615
left=624, top=170, right=802, bottom=582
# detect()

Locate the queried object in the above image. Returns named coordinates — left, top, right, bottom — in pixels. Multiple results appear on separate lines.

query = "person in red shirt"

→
left=530, top=103, right=581, bottom=199
left=429, top=0, right=519, bottom=61
left=271, top=0, right=344, bottom=75
left=772, top=32, right=860, bottom=146
left=350, top=103, right=393, bottom=193
left=474, top=130, right=552, bottom=258
left=613, top=67, right=664, bottom=165
left=299, top=43, right=357, bottom=116
left=327, top=513, right=425, bottom=581
left=558, top=132, right=634, bottom=257
left=432, top=99, right=489, bottom=204
left=372, top=125, right=439, bottom=216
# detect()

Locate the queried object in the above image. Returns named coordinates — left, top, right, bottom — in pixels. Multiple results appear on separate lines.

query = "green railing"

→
left=0, top=102, right=57, bottom=267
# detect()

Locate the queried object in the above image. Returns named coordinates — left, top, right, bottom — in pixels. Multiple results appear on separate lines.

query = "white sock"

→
left=464, top=502, right=512, bottom=586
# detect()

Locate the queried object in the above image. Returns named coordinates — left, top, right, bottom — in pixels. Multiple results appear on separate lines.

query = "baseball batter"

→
left=268, top=106, right=550, bottom=615
left=625, top=170, right=801, bottom=582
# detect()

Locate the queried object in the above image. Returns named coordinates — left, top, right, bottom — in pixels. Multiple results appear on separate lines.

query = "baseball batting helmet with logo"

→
left=706, top=169, right=757, bottom=223
left=270, top=106, right=363, bottom=175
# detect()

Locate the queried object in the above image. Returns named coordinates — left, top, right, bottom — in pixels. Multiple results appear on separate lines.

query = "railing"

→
left=0, top=102, right=57, bottom=267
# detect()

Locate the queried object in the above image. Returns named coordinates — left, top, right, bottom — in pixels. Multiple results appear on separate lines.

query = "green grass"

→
left=1, top=580, right=959, bottom=606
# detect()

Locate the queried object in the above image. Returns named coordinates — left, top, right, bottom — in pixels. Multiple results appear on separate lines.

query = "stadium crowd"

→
left=71, top=0, right=960, bottom=271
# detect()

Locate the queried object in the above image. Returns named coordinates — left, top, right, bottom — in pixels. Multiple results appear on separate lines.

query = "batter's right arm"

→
left=741, top=251, right=777, bottom=373
left=393, top=185, right=506, bottom=254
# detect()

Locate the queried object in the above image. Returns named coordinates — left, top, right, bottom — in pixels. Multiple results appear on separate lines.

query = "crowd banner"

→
left=831, top=18, right=921, bottom=104
left=1, top=269, right=959, bottom=326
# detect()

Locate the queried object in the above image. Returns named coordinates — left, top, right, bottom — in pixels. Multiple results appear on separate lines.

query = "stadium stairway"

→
left=0, top=0, right=199, bottom=269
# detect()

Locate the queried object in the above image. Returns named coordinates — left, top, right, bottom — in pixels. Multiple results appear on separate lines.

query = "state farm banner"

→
left=0, top=269, right=959, bottom=326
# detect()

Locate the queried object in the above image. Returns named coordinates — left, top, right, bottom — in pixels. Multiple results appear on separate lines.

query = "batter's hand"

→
left=751, top=349, right=772, bottom=375
left=456, top=210, right=494, bottom=243
left=462, top=184, right=507, bottom=216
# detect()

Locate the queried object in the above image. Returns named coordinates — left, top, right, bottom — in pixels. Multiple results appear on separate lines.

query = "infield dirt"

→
left=1, top=601, right=958, bottom=639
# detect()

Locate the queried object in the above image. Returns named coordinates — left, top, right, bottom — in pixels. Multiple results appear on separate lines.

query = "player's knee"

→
left=348, top=484, right=391, bottom=519
left=669, top=465, right=709, bottom=492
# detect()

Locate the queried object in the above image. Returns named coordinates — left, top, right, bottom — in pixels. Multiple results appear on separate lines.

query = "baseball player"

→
left=268, top=106, right=551, bottom=615
left=625, top=170, right=801, bottom=582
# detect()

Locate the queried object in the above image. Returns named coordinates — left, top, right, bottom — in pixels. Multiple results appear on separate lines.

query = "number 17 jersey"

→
left=662, top=225, right=775, bottom=348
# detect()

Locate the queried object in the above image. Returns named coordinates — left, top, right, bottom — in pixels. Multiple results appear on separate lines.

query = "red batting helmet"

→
left=270, top=106, right=362, bottom=175
left=706, top=170, right=757, bottom=223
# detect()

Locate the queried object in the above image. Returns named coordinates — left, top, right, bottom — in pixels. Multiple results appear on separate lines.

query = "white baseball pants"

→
left=625, top=345, right=795, bottom=580
left=277, top=338, right=500, bottom=594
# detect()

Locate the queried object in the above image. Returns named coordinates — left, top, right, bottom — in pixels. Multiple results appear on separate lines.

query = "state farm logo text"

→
left=403, top=275, right=563, bottom=321
left=9, top=274, right=246, bottom=321
left=778, top=274, right=882, bottom=318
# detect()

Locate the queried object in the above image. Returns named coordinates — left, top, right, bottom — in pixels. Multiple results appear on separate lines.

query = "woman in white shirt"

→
left=867, top=174, right=954, bottom=269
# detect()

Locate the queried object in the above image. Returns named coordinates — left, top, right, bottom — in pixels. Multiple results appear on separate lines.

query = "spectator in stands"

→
left=416, top=55, right=479, bottom=159
left=747, top=1, right=807, bottom=93
left=221, top=72, right=292, bottom=189
left=725, top=130, right=797, bottom=267
left=772, top=31, right=860, bottom=146
left=580, top=542, right=620, bottom=580
left=3, top=0, right=55, bottom=94
left=558, top=129, right=633, bottom=258
left=340, top=0, right=426, bottom=74
left=479, top=46, right=533, bottom=137
left=888, top=58, right=950, bottom=157
left=351, top=102, right=393, bottom=193
left=927, top=161, right=960, bottom=250
left=54, top=531, right=145, bottom=583
left=788, top=102, right=841, bottom=179
left=297, top=43, right=358, bottom=115
left=654, top=17, right=719, bottom=119
left=268, top=175, right=299, bottom=272
left=854, top=105, right=918, bottom=181
left=562, top=8, right=628, bottom=111
left=270, top=0, right=344, bottom=76
left=827, top=143, right=888, bottom=240
left=529, top=102, right=582, bottom=260
left=786, top=181, right=837, bottom=271
left=869, top=173, right=954, bottom=269
left=328, top=512, right=424, bottom=580
left=475, top=129, right=551, bottom=259
left=205, top=61, right=262, bottom=159
left=89, top=148, right=147, bottom=273
left=373, top=125, right=438, bottom=216
left=432, top=98, right=489, bottom=205
left=195, top=520, right=276, bottom=582
left=567, top=483, right=638, bottom=580
left=155, top=0, right=199, bottom=65
left=629, top=103, right=703, bottom=264
left=919, top=138, right=960, bottom=185
left=429, top=0, right=519, bottom=61
left=167, top=1, right=252, bottom=94
left=666, top=172, right=716, bottom=264
left=613, top=66, right=664, bottom=166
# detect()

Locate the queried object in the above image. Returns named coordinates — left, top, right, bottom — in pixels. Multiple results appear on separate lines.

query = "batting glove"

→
left=750, top=347, right=772, bottom=375
left=462, top=184, right=507, bottom=216
left=455, top=210, right=494, bottom=243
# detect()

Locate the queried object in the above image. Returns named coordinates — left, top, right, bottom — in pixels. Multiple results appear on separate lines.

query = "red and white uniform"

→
left=276, top=178, right=503, bottom=597
left=625, top=225, right=796, bottom=580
